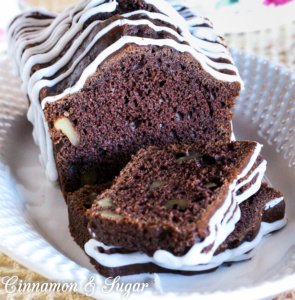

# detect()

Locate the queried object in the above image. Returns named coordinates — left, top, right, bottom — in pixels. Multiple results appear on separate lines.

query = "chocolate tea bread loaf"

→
left=8, top=0, right=243, bottom=196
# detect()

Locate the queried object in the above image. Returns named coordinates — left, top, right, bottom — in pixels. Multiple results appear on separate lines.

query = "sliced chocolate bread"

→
left=86, top=141, right=265, bottom=266
left=68, top=182, right=218, bottom=276
left=213, top=183, right=286, bottom=260
left=68, top=182, right=112, bottom=249
left=8, top=0, right=243, bottom=196
left=68, top=180, right=285, bottom=277
left=86, top=183, right=285, bottom=277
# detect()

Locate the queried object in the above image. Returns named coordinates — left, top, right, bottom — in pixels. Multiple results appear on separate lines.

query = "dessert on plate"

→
left=68, top=142, right=285, bottom=276
left=8, top=0, right=242, bottom=196
left=7, top=0, right=286, bottom=278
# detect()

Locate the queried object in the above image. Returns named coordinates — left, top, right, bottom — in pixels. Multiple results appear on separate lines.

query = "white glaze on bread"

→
left=85, top=201, right=286, bottom=271
left=8, top=0, right=243, bottom=180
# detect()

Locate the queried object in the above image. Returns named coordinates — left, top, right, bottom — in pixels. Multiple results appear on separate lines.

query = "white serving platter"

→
left=0, top=49, right=295, bottom=299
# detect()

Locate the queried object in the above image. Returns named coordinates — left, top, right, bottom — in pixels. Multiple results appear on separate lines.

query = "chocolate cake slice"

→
left=213, top=183, right=286, bottom=260
left=68, top=182, right=112, bottom=249
left=85, top=141, right=265, bottom=267
left=8, top=0, right=243, bottom=196
left=68, top=182, right=218, bottom=276
left=67, top=178, right=285, bottom=277
left=85, top=183, right=285, bottom=277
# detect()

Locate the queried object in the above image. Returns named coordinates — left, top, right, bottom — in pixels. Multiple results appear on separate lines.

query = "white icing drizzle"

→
left=84, top=218, right=287, bottom=271
left=190, top=27, right=221, bottom=43
left=230, top=122, right=236, bottom=142
left=166, top=0, right=225, bottom=44
left=235, top=159, right=267, bottom=204
left=236, top=160, right=266, bottom=192
left=211, top=218, right=287, bottom=265
left=264, top=197, right=284, bottom=210
left=8, top=0, right=243, bottom=180
left=218, top=144, right=265, bottom=206
left=8, top=13, right=55, bottom=74
left=236, top=143, right=263, bottom=180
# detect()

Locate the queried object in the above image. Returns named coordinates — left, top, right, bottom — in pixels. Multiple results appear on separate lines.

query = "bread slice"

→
left=86, top=142, right=263, bottom=261
left=215, top=182, right=285, bottom=255
left=68, top=182, right=112, bottom=249
left=68, top=181, right=285, bottom=277
left=67, top=141, right=277, bottom=274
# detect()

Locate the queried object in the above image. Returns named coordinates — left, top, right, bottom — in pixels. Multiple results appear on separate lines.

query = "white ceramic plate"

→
left=0, top=50, right=295, bottom=300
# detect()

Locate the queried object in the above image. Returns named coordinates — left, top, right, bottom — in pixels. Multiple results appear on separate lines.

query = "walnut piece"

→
left=54, top=117, right=80, bottom=146
left=164, top=199, right=189, bottom=209
left=99, top=211, right=123, bottom=220
left=89, top=192, right=98, bottom=202
left=149, top=180, right=167, bottom=190
left=204, top=182, right=217, bottom=188
left=98, top=197, right=113, bottom=208
left=174, top=151, right=202, bottom=163
left=80, top=171, right=97, bottom=186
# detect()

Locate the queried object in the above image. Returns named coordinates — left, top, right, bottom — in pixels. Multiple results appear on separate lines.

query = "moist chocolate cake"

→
left=7, top=0, right=287, bottom=282
left=67, top=149, right=285, bottom=276
left=80, top=141, right=277, bottom=275
left=68, top=182, right=112, bottom=249
left=68, top=182, right=218, bottom=276
left=88, top=184, right=285, bottom=277
left=215, top=183, right=285, bottom=255
left=8, top=0, right=243, bottom=196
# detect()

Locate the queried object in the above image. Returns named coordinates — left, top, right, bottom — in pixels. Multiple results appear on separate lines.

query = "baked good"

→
left=8, top=0, right=243, bottom=196
left=68, top=181, right=112, bottom=249
left=68, top=181, right=217, bottom=276
left=86, top=184, right=286, bottom=277
left=7, top=0, right=287, bottom=280
left=86, top=141, right=264, bottom=259
left=67, top=141, right=285, bottom=277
